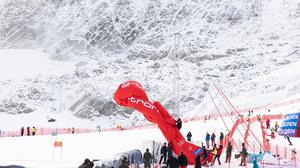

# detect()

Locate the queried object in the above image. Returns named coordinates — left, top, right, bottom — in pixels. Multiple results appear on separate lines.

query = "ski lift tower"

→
left=172, top=33, right=181, bottom=118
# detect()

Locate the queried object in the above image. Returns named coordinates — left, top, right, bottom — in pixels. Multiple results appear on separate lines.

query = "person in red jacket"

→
left=212, top=145, right=223, bottom=166
left=266, top=118, right=270, bottom=129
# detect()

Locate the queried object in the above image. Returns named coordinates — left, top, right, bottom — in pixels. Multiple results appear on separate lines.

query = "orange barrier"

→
left=53, top=139, right=63, bottom=157
left=54, top=140, right=63, bottom=147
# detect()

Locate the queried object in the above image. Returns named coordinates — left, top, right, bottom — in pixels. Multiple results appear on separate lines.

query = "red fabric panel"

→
left=114, top=80, right=201, bottom=164
left=114, top=80, right=149, bottom=106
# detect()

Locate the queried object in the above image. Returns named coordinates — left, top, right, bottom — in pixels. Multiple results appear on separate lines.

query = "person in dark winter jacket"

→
left=201, top=146, right=209, bottom=167
left=176, top=118, right=182, bottom=130
left=239, top=143, right=248, bottom=166
left=79, top=158, right=94, bottom=168
left=205, top=132, right=210, bottom=149
left=26, top=127, right=30, bottom=136
left=211, top=133, right=216, bottom=147
left=119, top=157, right=130, bottom=168
left=186, top=131, right=192, bottom=142
left=167, top=143, right=173, bottom=158
left=79, top=158, right=90, bottom=168
left=225, top=141, right=232, bottom=163
left=167, top=155, right=179, bottom=168
left=89, top=162, right=94, bottom=168
left=194, top=154, right=201, bottom=168
left=284, top=134, right=293, bottom=145
left=159, top=143, right=167, bottom=164
left=219, top=132, right=224, bottom=146
left=72, top=127, right=75, bottom=134
left=143, top=148, right=152, bottom=168
left=178, top=152, right=188, bottom=168
left=20, top=127, right=24, bottom=136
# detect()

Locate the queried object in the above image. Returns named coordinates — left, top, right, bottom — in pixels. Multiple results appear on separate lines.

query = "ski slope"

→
left=0, top=99, right=299, bottom=168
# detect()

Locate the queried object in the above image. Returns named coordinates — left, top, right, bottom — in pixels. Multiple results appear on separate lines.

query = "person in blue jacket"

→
left=205, top=132, right=210, bottom=149
left=252, top=156, right=259, bottom=168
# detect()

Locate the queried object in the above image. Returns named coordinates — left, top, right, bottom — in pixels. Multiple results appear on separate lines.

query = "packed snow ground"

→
left=0, top=100, right=300, bottom=168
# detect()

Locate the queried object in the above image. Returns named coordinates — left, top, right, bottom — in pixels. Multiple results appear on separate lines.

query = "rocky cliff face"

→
left=0, top=0, right=299, bottom=122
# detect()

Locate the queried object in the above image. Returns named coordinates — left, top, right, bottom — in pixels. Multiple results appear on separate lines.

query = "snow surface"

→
left=0, top=49, right=75, bottom=80
left=0, top=103, right=300, bottom=168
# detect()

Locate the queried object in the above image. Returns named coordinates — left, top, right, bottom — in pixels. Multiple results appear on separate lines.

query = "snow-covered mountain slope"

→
left=0, top=0, right=299, bottom=129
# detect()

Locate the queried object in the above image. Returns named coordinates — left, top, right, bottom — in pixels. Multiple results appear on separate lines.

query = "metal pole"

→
left=172, top=34, right=180, bottom=118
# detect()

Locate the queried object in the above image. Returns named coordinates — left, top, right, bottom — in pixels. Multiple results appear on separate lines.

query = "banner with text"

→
left=278, top=112, right=300, bottom=137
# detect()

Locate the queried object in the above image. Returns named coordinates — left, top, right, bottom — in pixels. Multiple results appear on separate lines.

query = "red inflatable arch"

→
left=114, top=80, right=201, bottom=164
